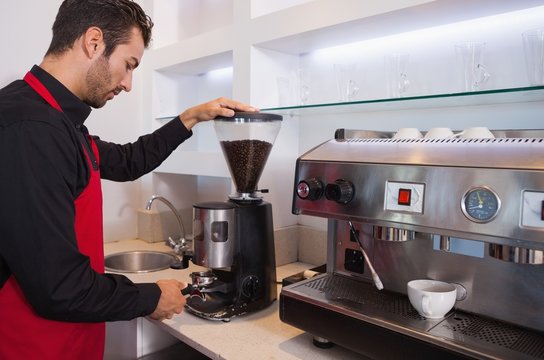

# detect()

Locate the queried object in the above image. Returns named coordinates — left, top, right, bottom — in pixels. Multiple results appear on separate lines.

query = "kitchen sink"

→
left=104, top=251, right=177, bottom=273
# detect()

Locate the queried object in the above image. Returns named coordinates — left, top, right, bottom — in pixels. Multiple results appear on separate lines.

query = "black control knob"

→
left=325, top=179, right=355, bottom=204
left=296, top=178, right=324, bottom=200
left=241, top=275, right=261, bottom=299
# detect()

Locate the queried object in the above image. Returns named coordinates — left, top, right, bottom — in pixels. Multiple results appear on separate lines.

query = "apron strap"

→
left=24, top=71, right=63, bottom=112
left=23, top=69, right=99, bottom=171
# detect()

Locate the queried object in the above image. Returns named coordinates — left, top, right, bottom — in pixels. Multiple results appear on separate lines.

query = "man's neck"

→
left=39, top=52, right=87, bottom=100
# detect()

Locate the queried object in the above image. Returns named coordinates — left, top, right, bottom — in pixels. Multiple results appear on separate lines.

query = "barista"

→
left=0, top=1, right=257, bottom=359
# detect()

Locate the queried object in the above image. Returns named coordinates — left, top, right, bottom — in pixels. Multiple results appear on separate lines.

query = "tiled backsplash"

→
left=273, top=225, right=327, bottom=266
left=137, top=208, right=192, bottom=244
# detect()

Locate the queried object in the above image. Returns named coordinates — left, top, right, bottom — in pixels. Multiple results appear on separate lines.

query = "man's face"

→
left=84, top=27, right=145, bottom=108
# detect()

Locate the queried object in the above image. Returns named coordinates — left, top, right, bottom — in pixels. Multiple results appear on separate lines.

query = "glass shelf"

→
left=153, top=86, right=544, bottom=120
left=261, top=86, right=544, bottom=116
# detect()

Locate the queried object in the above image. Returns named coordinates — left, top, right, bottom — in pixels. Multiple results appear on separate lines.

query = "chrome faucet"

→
left=145, top=195, right=189, bottom=255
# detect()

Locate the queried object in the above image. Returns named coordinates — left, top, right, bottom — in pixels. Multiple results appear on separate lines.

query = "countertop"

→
left=105, top=240, right=363, bottom=360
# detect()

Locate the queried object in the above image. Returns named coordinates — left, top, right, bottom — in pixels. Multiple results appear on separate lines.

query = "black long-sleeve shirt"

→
left=0, top=65, right=192, bottom=322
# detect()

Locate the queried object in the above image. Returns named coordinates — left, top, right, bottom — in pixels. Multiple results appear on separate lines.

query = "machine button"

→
left=325, top=179, right=355, bottom=204
left=398, top=188, right=412, bottom=205
left=385, top=181, right=424, bottom=213
left=241, top=275, right=261, bottom=299
left=297, top=178, right=324, bottom=200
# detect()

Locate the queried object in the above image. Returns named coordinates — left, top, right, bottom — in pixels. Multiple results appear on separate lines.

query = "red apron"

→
left=0, top=71, right=105, bottom=360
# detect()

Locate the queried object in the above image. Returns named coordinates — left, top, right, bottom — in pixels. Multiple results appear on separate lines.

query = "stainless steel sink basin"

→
left=104, top=251, right=177, bottom=273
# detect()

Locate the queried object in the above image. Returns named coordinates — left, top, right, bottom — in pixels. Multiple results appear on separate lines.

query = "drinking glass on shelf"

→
left=385, top=53, right=410, bottom=98
left=334, top=63, right=360, bottom=102
left=296, top=68, right=311, bottom=105
left=454, top=42, right=491, bottom=92
left=277, top=69, right=311, bottom=106
left=522, top=28, right=544, bottom=85
left=277, top=76, right=294, bottom=106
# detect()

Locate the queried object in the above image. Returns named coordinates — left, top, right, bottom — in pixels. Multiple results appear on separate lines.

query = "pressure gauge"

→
left=461, top=186, right=501, bottom=223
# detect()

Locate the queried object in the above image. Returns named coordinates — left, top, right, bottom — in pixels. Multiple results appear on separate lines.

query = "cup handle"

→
left=474, top=64, right=491, bottom=89
left=422, top=295, right=432, bottom=317
left=348, top=80, right=359, bottom=100
left=399, top=73, right=410, bottom=94
left=299, top=85, right=310, bottom=105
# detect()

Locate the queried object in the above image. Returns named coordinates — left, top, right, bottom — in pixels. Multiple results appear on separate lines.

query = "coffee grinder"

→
left=185, top=112, right=282, bottom=321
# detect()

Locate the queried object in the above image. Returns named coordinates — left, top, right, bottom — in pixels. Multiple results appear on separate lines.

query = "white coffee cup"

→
left=393, top=128, right=423, bottom=139
left=457, top=127, right=494, bottom=139
left=407, top=279, right=457, bottom=319
left=424, top=127, right=455, bottom=139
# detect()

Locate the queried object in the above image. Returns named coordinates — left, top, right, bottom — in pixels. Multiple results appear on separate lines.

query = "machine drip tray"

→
left=282, top=274, right=544, bottom=359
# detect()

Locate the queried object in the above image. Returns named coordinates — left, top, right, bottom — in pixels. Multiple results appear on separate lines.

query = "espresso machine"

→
left=280, top=129, right=544, bottom=359
left=184, top=112, right=282, bottom=321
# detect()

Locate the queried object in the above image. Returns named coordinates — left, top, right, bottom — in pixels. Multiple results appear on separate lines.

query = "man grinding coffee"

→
left=0, top=1, right=257, bottom=359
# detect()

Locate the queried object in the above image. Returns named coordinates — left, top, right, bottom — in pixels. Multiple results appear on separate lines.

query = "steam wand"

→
left=348, top=221, right=384, bottom=290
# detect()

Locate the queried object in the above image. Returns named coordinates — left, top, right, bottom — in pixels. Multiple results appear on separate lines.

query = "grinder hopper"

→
left=214, top=112, right=282, bottom=201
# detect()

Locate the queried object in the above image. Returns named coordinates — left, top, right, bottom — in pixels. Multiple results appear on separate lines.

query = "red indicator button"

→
left=398, top=188, right=412, bottom=206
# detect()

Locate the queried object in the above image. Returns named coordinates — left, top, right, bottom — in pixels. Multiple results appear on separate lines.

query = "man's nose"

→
left=120, top=73, right=133, bottom=92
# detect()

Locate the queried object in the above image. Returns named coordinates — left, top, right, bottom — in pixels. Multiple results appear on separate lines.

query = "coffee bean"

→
left=220, top=139, right=272, bottom=193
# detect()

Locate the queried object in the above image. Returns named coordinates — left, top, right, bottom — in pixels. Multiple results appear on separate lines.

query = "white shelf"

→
left=252, top=0, right=542, bottom=55
left=250, top=0, right=313, bottom=19
left=150, top=30, right=233, bottom=74
left=147, top=0, right=234, bottom=50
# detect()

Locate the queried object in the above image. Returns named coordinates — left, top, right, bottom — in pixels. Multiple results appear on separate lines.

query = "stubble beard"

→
left=85, top=55, right=112, bottom=109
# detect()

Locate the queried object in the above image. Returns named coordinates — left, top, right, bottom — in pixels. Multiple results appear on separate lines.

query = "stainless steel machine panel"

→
left=294, top=160, right=544, bottom=248
left=282, top=129, right=544, bottom=359
left=293, top=136, right=544, bottom=249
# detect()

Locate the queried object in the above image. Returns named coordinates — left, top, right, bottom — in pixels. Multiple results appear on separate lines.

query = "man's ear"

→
left=83, top=27, right=104, bottom=58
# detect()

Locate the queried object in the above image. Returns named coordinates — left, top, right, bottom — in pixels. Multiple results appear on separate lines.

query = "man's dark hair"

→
left=45, top=0, right=154, bottom=58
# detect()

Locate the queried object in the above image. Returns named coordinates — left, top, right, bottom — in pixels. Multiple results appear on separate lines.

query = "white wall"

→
left=1, top=1, right=144, bottom=241
left=1, top=1, right=60, bottom=85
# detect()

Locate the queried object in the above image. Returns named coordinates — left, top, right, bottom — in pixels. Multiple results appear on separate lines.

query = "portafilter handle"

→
left=181, top=284, right=205, bottom=301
